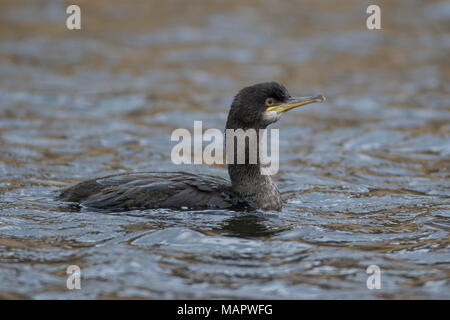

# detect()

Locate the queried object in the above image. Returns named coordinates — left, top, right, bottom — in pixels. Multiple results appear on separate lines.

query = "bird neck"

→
left=228, top=163, right=272, bottom=190
left=227, top=164, right=281, bottom=210
left=226, top=132, right=281, bottom=210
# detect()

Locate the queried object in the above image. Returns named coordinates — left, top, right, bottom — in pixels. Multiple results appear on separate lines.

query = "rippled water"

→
left=0, top=0, right=449, bottom=299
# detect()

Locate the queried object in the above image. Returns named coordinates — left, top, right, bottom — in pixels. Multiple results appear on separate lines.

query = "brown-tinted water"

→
left=0, top=0, right=449, bottom=299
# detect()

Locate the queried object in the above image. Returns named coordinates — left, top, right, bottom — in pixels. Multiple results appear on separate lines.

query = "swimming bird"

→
left=59, top=82, right=325, bottom=211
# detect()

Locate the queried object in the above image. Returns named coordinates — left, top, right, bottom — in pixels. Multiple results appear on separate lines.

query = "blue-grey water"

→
left=0, top=0, right=449, bottom=299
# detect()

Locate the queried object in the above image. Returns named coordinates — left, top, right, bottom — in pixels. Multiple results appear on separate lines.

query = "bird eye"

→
left=265, top=98, right=275, bottom=107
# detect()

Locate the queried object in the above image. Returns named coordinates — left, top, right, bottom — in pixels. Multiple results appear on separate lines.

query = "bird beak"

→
left=266, top=95, right=326, bottom=114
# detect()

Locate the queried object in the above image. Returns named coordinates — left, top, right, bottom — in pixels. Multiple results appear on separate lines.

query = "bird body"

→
left=59, top=172, right=249, bottom=211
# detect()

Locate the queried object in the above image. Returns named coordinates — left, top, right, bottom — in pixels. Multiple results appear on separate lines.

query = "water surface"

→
left=0, top=0, right=449, bottom=299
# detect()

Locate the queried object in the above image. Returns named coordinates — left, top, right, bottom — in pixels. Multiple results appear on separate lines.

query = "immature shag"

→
left=59, top=82, right=325, bottom=211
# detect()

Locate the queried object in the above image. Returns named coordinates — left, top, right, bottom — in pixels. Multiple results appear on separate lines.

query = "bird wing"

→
left=58, top=172, right=236, bottom=210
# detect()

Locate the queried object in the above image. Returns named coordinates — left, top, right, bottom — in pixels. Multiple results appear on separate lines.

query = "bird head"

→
left=226, top=81, right=325, bottom=130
